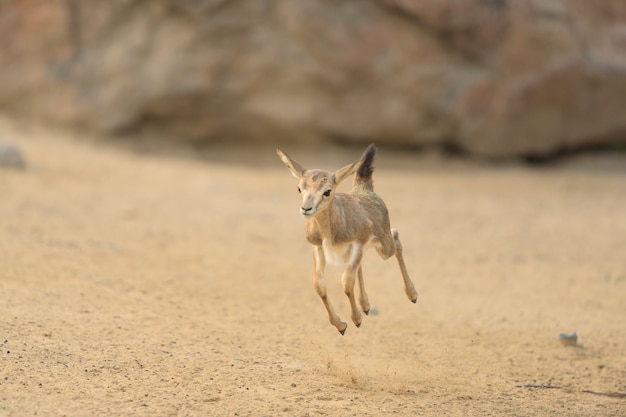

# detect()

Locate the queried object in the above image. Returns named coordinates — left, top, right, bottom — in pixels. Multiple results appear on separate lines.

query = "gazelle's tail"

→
left=352, top=144, right=376, bottom=192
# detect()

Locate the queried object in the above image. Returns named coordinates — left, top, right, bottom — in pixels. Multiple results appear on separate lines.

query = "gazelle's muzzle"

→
left=300, top=195, right=317, bottom=216
left=300, top=206, right=316, bottom=216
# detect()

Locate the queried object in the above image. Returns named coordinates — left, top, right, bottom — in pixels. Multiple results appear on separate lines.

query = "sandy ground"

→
left=1, top=118, right=625, bottom=416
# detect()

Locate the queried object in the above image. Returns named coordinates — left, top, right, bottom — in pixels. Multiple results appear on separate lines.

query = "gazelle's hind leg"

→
left=357, top=266, right=371, bottom=315
left=392, top=229, right=418, bottom=303
left=313, top=246, right=347, bottom=334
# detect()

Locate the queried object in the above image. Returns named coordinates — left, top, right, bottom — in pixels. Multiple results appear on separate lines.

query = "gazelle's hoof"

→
left=411, top=296, right=418, bottom=304
left=337, top=322, right=348, bottom=335
left=338, top=327, right=346, bottom=336
left=355, top=321, right=362, bottom=328
left=363, top=309, right=370, bottom=316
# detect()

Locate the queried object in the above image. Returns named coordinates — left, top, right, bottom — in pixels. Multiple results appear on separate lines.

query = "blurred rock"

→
left=0, top=141, right=26, bottom=169
left=0, top=0, right=625, bottom=158
left=558, top=331, right=578, bottom=347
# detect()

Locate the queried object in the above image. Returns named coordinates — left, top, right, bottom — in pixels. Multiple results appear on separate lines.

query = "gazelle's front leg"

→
left=357, top=266, right=371, bottom=315
left=312, top=246, right=347, bottom=335
left=342, top=243, right=364, bottom=328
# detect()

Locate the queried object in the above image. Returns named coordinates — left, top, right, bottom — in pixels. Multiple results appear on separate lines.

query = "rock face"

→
left=0, top=0, right=625, bottom=158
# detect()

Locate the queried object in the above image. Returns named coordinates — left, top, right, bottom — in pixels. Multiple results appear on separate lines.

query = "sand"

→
left=1, top=118, right=625, bottom=416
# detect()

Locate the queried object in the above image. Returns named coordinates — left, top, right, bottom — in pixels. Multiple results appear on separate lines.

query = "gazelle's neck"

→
left=310, top=198, right=335, bottom=240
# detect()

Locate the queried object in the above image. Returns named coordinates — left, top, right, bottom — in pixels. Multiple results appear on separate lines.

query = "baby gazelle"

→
left=276, top=144, right=418, bottom=334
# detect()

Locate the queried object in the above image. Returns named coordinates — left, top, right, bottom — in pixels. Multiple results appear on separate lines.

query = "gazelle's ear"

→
left=276, top=149, right=306, bottom=179
left=334, top=159, right=361, bottom=184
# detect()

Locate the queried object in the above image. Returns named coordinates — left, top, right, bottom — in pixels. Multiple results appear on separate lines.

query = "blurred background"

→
left=0, top=0, right=625, bottom=159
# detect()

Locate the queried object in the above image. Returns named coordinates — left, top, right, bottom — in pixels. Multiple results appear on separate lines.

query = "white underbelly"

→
left=321, top=237, right=377, bottom=266
left=322, top=239, right=350, bottom=266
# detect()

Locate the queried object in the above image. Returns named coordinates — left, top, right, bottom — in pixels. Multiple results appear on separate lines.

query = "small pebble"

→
left=0, top=141, right=26, bottom=169
left=558, top=331, right=578, bottom=346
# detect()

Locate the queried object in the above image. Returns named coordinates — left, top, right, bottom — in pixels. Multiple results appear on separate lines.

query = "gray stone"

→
left=0, top=141, right=26, bottom=169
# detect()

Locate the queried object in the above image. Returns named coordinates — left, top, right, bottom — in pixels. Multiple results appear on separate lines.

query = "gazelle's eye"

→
left=297, top=186, right=301, bottom=194
left=323, top=189, right=331, bottom=197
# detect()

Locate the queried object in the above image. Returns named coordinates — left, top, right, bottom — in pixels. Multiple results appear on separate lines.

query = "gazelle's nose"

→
left=300, top=206, right=315, bottom=216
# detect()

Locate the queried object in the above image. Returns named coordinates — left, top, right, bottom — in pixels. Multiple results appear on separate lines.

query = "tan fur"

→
left=277, top=145, right=418, bottom=334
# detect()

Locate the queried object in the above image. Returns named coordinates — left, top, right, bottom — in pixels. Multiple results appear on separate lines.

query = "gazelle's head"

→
left=276, top=149, right=361, bottom=217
